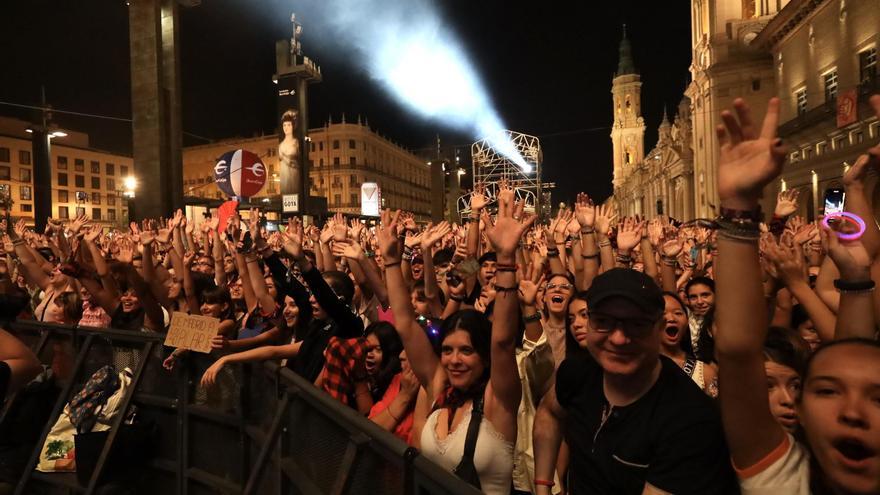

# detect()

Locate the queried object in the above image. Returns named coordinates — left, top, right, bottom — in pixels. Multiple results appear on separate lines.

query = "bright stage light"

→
left=300, top=0, right=529, bottom=170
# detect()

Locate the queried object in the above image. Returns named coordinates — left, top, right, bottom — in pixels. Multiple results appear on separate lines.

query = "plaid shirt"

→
left=319, top=336, right=368, bottom=406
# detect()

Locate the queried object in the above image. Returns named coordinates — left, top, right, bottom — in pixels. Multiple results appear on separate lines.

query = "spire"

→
left=616, top=23, right=637, bottom=76
left=659, top=105, right=671, bottom=128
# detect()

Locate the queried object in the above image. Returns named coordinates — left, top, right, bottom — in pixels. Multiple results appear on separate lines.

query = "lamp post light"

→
left=118, top=176, right=138, bottom=225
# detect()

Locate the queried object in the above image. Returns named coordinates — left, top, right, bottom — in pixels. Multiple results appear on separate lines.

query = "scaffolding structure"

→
left=457, top=130, right=553, bottom=219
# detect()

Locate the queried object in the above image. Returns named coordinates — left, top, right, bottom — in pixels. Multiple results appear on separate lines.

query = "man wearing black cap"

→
left=533, top=268, right=736, bottom=494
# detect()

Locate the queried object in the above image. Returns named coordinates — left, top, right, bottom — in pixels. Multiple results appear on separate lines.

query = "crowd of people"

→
left=0, top=95, right=879, bottom=494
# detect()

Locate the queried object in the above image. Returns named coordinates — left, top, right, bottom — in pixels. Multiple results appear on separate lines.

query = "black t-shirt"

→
left=0, top=361, right=10, bottom=401
left=556, top=354, right=737, bottom=494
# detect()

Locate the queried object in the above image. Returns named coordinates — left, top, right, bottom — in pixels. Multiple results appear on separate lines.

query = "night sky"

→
left=0, top=0, right=692, bottom=205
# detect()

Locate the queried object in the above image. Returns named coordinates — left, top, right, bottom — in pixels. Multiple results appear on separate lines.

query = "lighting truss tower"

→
left=457, top=130, right=553, bottom=220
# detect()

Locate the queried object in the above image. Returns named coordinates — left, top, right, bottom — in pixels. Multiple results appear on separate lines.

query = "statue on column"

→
left=278, top=109, right=301, bottom=194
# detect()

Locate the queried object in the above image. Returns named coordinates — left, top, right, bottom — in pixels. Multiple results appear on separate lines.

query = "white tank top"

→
left=419, top=405, right=514, bottom=495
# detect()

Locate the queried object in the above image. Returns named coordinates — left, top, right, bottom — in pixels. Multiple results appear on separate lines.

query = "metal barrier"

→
left=3, top=320, right=481, bottom=495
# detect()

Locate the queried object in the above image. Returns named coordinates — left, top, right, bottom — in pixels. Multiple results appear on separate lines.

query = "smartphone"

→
left=823, top=188, right=845, bottom=215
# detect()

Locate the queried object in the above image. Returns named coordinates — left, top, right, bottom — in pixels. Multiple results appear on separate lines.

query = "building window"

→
left=795, top=88, right=808, bottom=115
left=19, top=150, right=31, bottom=165
left=75, top=175, right=85, bottom=188
left=350, top=194, right=357, bottom=205
left=0, top=166, right=9, bottom=180
left=19, top=186, right=31, bottom=201
left=851, top=130, right=864, bottom=144
left=58, top=173, right=68, bottom=186
left=91, top=192, right=101, bottom=204
left=860, top=47, right=877, bottom=84
left=803, top=147, right=813, bottom=160
left=833, top=135, right=846, bottom=150
left=333, top=140, right=340, bottom=150
left=817, top=141, right=828, bottom=155
left=76, top=207, right=86, bottom=217
left=108, top=209, right=116, bottom=221
left=350, top=157, right=356, bottom=166
left=75, top=159, right=85, bottom=172
left=107, top=194, right=115, bottom=206
left=310, top=142, right=315, bottom=152
left=824, top=71, right=839, bottom=102
left=75, top=191, right=86, bottom=202
left=334, top=194, right=341, bottom=206
left=319, top=158, right=324, bottom=167
left=58, top=190, right=68, bottom=202
left=319, top=141, right=324, bottom=151
left=91, top=177, right=100, bottom=189
left=0, top=148, right=9, bottom=163
left=20, top=204, right=31, bottom=213
left=751, top=79, right=761, bottom=91
left=20, top=169, right=30, bottom=182
left=58, top=206, right=69, bottom=219
left=349, top=139, right=356, bottom=149
left=350, top=174, right=357, bottom=186
left=91, top=161, right=100, bottom=174
left=333, top=157, right=340, bottom=166
left=107, top=179, right=115, bottom=190
left=92, top=208, right=101, bottom=220
left=57, top=156, right=68, bottom=170
left=120, top=165, right=129, bottom=176
left=105, top=163, right=114, bottom=175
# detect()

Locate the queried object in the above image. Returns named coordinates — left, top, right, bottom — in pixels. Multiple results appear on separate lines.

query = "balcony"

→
left=779, top=77, right=880, bottom=138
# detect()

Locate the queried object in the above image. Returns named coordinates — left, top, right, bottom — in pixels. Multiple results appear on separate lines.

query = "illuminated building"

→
left=755, top=0, right=879, bottom=219
left=611, top=29, right=696, bottom=221
left=182, top=116, right=431, bottom=217
left=0, top=116, right=134, bottom=225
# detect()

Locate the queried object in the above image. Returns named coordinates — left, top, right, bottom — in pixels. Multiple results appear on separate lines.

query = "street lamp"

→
left=123, top=176, right=138, bottom=197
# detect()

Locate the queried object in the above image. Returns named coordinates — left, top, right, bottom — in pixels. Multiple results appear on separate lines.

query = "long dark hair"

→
left=365, top=322, right=403, bottom=399
left=564, top=291, right=591, bottom=360
left=200, top=286, right=234, bottom=322
left=440, top=310, right=491, bottom=385
left=662, top=291, right=696, bottom=359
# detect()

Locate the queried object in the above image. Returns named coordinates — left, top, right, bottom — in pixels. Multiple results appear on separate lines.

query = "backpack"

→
left=67, top=366, right=120, bottom=434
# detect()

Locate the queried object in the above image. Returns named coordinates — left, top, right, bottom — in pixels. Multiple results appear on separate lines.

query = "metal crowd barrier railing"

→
left=3, top=320, right=481, bottom=495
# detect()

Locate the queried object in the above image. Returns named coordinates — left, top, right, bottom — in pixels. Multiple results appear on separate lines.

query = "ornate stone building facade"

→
left=685, top=0, right=789, bottom=218
left=182, top=116, right=431, bottom=217
left=755, top=0, right=879, bottom=219
left=611, top=33, right=696, bottom=221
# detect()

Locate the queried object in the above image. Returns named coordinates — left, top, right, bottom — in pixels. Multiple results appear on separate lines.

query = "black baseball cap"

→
left=586, top=268, right=664, bottom=317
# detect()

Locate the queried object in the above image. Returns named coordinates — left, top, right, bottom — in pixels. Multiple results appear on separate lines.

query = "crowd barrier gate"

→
left=2, top=320, right=481, bottom=495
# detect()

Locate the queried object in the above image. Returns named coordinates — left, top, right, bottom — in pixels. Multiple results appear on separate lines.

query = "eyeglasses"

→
left=587, top=311, right=656, bottom=336
left=546, top=283, right=574, bottom=291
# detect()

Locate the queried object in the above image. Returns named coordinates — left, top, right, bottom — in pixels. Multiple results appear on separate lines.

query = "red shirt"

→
left=368, top=373, right=414, bottom=445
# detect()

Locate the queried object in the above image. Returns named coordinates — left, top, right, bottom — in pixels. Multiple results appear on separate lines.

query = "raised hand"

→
left=69, top=211, right=91, bottom=236
left=349, top=218, right=365, bottom=240
left=662, top=236, right=684, bottom=258
left=774, top=189, right=800, bottom=218
left=279, top=218, right=301, bottom=260
left=182, top=251, right=196, bottom=268
left=469, top=183, right=489, bottom=212
left=331, top=239, right=364, bottom=260
left=331, top=215, right=348, bottom=242
left=616, top=217, right=643, bottom=253
left=484, top=195, right=535, bottom=258
left=377, top=209, right=402, bottom=262
left=594, top=203, right=617, bottom=238
left=574, top=192, right=596, bottom=229
left=822, top=225, right=872, bottom=280
left=116, top=238, right=135, bottom=264
left=421, top=221, right=451, bottom=251
left=647, top=218, right=664, bottom=248
left=518, top=264, right=545, bottom=306
left=83, top=226, right=101, bottom=244
left=716, top=97, right=787, bottom=209
left=763, top=238, right=806, bottom=286
left=319, top=224, right=334, bottom=244
left=139, top=230, right=156, bottom=246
